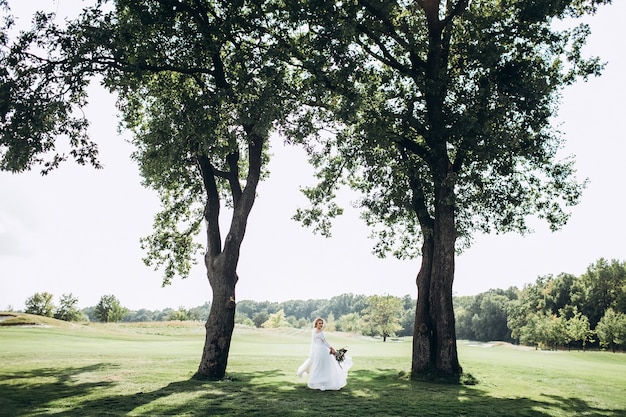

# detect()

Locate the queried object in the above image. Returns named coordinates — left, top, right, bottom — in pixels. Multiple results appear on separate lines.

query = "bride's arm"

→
left=320, top=332, right=336, bottom=354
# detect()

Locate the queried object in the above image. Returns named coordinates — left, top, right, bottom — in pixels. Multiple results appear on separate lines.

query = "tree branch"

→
left=358, top=0, right=427, bottom=68
left=196, top=155, right=222, bottom=256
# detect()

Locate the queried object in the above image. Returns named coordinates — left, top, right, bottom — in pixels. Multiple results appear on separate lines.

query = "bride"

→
left=297, top=317, right=353, bottom=390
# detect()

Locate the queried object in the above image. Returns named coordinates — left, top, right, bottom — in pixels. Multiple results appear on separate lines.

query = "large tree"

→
left=286, top=0, right=610, bottom=378
left=1, top=0, right=294, bottom=379
left=104, top=0, right=295, bottom=379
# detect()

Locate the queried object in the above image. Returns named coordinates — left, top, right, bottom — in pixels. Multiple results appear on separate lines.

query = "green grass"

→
left=1, top=317, right=625, bottom=416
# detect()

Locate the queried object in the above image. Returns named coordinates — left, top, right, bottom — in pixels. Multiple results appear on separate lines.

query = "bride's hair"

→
left=313, top=317, right=324, bottom=328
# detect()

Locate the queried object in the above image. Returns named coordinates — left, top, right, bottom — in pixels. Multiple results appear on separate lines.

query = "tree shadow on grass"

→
left=1, top=366, right=624, bottom=417
left=343, top=369, right=623, bottom=417
left=0, top=363, right=118, bottom=416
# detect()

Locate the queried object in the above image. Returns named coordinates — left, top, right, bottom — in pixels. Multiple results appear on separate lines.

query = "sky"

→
left=1, top=1, right=624, bottom=311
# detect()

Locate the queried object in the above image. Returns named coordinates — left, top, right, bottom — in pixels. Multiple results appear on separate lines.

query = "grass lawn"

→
left=1, top=315, right=625, bottom=416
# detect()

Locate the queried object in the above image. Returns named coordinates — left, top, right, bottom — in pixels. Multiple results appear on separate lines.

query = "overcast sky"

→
left=1, top=1, right=624, bottom=311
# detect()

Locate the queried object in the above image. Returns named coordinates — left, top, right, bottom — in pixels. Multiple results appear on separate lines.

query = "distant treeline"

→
left=455, top=258, right=626, bottom=352
left=11, top=258, right=626, bottom=351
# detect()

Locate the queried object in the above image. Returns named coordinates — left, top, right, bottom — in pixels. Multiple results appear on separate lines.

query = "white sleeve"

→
left=320, top=332, right=332, bottom=349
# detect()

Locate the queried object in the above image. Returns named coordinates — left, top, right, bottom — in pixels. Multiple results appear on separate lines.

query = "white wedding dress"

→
left=297, top=329, right=353, bottom=390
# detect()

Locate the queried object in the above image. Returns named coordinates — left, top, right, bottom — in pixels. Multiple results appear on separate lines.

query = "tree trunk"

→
left=429, top=196, right=460, bottom=376
left=412, top=234, right=435, bottom=374
left=411, top=178, right=461, bottom=379
left=196, top=255, right=238, bottom=379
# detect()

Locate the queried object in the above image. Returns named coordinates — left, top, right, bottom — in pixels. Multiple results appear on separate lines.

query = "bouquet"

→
left=332, top=347, right=348, bottom=367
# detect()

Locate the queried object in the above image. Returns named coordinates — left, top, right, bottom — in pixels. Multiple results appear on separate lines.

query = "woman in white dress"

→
left=297, top=317, right=352, bottom=390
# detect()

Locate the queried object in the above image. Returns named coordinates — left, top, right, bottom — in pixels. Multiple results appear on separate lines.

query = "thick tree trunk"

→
left=197, top=257, right=238, bottom=379
left=411, top=180, right=461, bottom=379
left=429, top=198, right=460, bottom=376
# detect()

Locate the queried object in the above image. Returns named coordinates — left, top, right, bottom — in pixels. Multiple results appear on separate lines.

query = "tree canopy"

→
left=94, top=294, right=127, bottom=323
left=0, top=0, right=100, bottom=173
left=24, top=292, right=54, bottom=317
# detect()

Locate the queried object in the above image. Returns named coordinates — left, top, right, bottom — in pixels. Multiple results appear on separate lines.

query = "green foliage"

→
left=457, top=289, right=516, bottom=342
left=336, top=312, right=362, bottom=333
left=24, top=292, right=55, bottom=317
left=361, top=295, right=404, bottom=340
left=53, top=293, right=84, bottom=322
left=0, top=4, right=100, bottom=174
left=186, top=303, right=210, bottom=321
left=477, top=258, right=626, bottom=351
left=565, top=308, right=594, bottom=350
left=98, top=0, right=294, bottom=283
left=167, top=307, right=190, bottom=321
left=261, top=309, right=290, bottom=328
left=124, top=308, right=156, bottom=322
left=323, top=313, right=337, bottom=331
left=252, top=311, right=269, bottom=328
left=287, top=0, right=606, bottom=257
left=512, top=311, right=558, bottom=349
left=315, top=293, right=369, bottom=321
left=276, top=299, right=320, bottom=321
left=1, top=0, right=295, bottom=286
left=229, top=294, right=414, bottom=336
left=596, top=308, right=626, bottom=352
left=578, top=258, right=626, bottom=327
left=94, top=294, right=127, bottom=323
left=471, top=293, right=513, bottom=342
